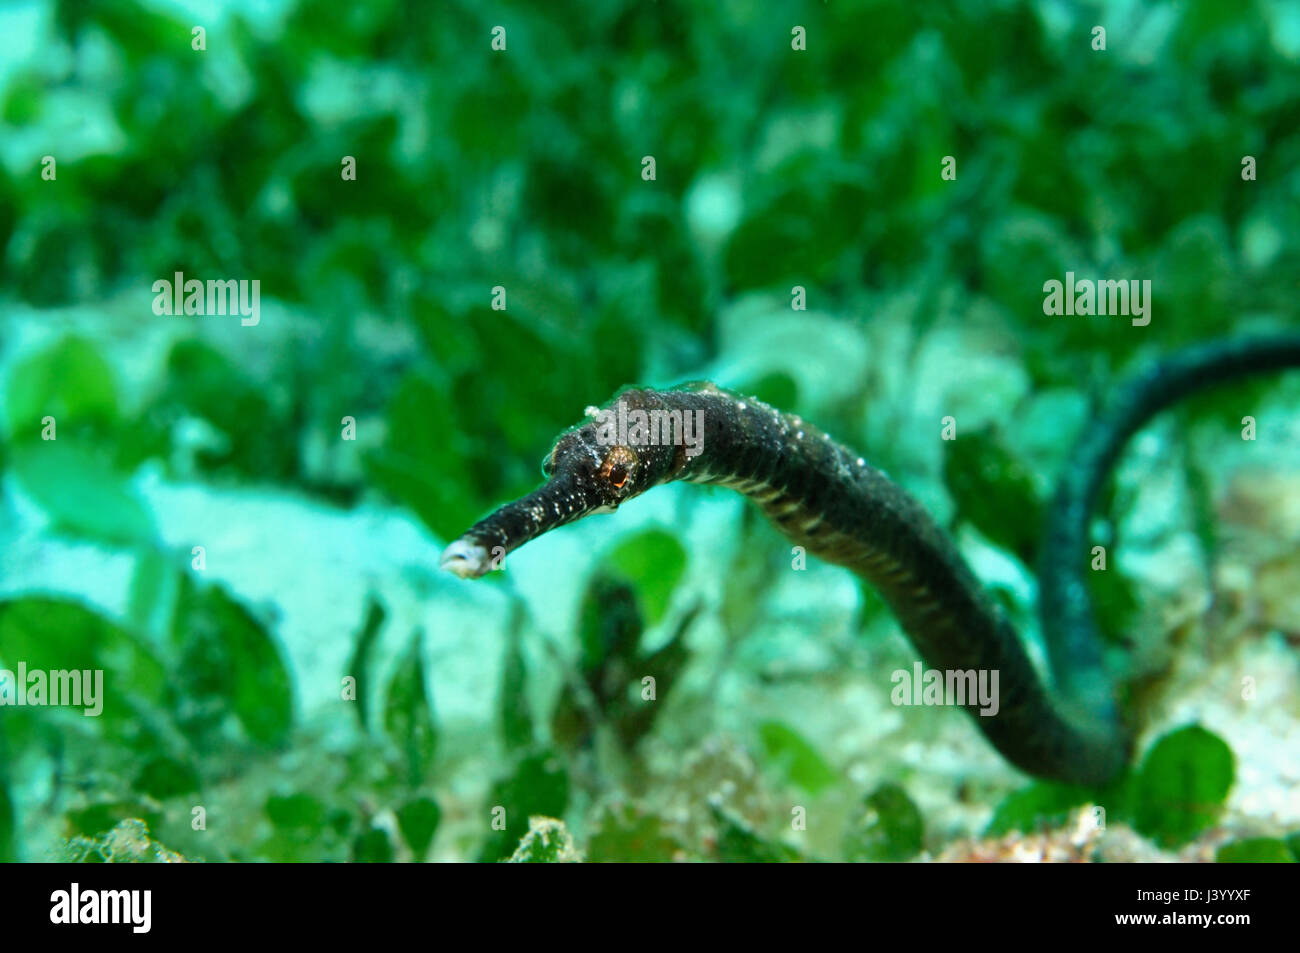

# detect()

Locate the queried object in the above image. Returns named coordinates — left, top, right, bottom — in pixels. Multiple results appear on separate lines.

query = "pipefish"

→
left=442, top=335, right=1300, bottom=786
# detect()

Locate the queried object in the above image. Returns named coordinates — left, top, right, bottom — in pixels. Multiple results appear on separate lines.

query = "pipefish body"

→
left=441, top=335, right=1300, bottom=786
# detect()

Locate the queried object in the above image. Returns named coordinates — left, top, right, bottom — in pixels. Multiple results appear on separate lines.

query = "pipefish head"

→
left=546, top=388, right=694, bottom=507
left=440, top=389, right=683, bottom=579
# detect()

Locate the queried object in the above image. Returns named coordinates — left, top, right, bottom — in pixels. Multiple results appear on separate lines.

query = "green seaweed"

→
left=507, top=817, right=581, bottom=863
left=133, top=756, right=200, bottom=800
left=479, top=750, right=570, bottom=863
left=986, top=780, right=1103, bottom=838
left=757, top=721, right=838, bottom=796
left=173, top=581, right=295, bottom=749
left=987, top=723, right=1237, bottom=850
left=396, top=796, right=442, bottom=861
left=553, top=572, right=695, bottom=754
left=0, top=767, right=14, bottom=864
left=1133, top=725, right=1234, bottom=848
left=943, top=428, right=1043, bottom=564
left=384, top=629, right=438, bottom=787
left=351, top=826, right=395, bottom=863
left=344, top=595, right=386, bottom=732
left=5, top=335, right=118, bottom=440
left=586, top=804, right=684, bottom=863
left=843, top=782, right=925, bottom=862
left=500, top=611, right=534, bottom=754
left=710, top=803, right=805, bottom=864
left=605, top=529, right=688, bottom=626
left=1215, top=838, right=1296, bottom=863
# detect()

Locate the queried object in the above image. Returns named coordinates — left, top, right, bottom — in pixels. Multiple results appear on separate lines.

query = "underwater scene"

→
left=0, top=0, right=1298, bottom=867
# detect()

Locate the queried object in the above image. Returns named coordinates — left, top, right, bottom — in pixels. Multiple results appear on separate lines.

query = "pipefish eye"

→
left=599, top=446, right=638, bottom=491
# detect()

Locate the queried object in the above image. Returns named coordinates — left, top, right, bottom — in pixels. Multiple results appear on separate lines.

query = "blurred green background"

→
left=0, top=0, right=1298, bottom=862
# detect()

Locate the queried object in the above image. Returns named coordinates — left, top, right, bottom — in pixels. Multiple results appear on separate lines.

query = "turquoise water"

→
left=0, top=0, right=1297, bottom=862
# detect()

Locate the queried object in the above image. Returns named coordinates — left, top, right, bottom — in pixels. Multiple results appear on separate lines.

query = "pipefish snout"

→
left=440, top=388, right=693, bottom=579
left=441, top=336, right=1300, bottom=786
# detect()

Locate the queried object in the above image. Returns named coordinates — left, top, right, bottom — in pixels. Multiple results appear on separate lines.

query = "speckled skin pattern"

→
left=444, top=337, right=1300, bottom=786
